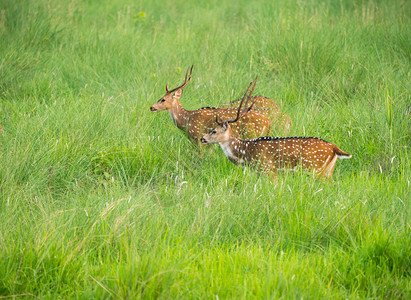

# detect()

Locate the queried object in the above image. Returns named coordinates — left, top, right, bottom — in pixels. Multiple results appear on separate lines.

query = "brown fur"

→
left=202, top=127, right=351, bottom=179
left=201, top=81, right=351, bottom=180
left=219, top=95, right=292, bottom=134
left=150, top=69, right=272, bottom=141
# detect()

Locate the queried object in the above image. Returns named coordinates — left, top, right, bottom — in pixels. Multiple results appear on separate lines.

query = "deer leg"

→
left=262, top=161, right=279, bottom=182
left=316, top=155, right=331, bottom=176
left=264, top=167, right=278, bottom=182
left=322, top=154, right=339, bottom=178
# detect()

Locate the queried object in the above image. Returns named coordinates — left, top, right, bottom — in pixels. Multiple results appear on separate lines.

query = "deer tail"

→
left=333, top=145, right=352, bottom=159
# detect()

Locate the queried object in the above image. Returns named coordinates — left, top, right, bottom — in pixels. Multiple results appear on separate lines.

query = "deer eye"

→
left=160, top=99, right=165, bottom=103
left=211, top=130, right=216, bottom=134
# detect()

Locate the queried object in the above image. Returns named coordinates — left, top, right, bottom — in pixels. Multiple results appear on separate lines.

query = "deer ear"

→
left=222, top=122, right=228, bottom=131
left=173, top=89, right=183, bottom=99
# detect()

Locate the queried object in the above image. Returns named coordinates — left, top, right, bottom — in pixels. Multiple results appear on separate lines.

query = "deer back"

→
left=186, top=107, right=271, bottom=141
left=219, top=95, right=292, bottom=135
left=240, top=136, right=351, bottom=177
left=219, top=95, right=280, bottom=111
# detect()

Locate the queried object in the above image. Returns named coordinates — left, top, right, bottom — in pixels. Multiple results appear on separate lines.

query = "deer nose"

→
left=200, top=137, right=207, bottom=144
left=150, top=106, right=156, bottom=111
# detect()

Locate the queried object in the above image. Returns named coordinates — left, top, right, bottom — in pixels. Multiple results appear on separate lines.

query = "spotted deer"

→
left=201, top=80, right=352, bottom=179
left=219, top=95, right=292, bottom=135
left=150, top=66, right=272, bottom=142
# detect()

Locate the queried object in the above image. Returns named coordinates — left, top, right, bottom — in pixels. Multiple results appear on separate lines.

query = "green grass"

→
left=0, top=0, right=410, bottom=298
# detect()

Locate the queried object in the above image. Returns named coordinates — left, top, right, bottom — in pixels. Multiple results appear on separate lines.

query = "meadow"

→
left=0, top=0, right=410, bottom=298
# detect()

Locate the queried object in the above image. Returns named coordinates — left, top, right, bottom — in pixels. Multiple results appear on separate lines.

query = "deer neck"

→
left=169, top=100, right=190, bottom=130
left=219, top=130, right=247, bottom=165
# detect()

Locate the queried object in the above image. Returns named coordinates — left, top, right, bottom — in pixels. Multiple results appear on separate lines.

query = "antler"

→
left=165, top=65, right=194, bottom=93
left=226, top=76, right=257, bottom=124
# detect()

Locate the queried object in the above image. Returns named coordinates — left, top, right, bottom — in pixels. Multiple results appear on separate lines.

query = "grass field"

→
left=0, top=0, right=410, bottom=298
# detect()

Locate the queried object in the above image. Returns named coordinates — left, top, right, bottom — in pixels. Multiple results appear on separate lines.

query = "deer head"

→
left=150, top=65, right=193, bottom=112
left=201, top=77, right=257, bottom=144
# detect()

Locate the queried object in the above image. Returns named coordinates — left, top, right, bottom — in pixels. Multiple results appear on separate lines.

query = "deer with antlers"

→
left=201, top=78, right=352, bottom=179
left=150, top=66, right=273, bottom=142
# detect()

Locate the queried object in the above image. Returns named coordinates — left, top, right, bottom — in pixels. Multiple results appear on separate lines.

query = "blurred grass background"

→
left=0, top=0, right=409, bottom=298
